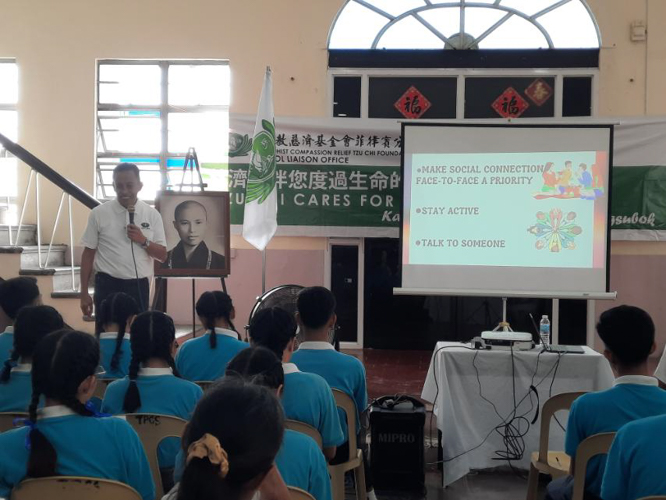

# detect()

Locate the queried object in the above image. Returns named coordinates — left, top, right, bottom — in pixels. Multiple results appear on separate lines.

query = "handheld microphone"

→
left=128, top=205, right=135, bottom=225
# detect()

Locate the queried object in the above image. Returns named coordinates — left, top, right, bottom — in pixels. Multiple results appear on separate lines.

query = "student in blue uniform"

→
left=166, top=377, right=288, bottom=500
left=546, top=305, right=666, bottom=500
left=0, top=277, right=41, bottom=363
left=248, top=306, right=343, bottom=461
left=0, top=329, right=154, bottom=500
left=226, top=346, right=332, bottom=500
left=0, top=305, right=64, bottom=412
left=601, top=414, right=666, bottom=500
left=176, top=291, right=247, bottom=381
left=292, top=287, right=367, bottom=437
left=291, top=286, right=375, bottom=499
left=102, top=310, right=202, bottom=492
left=97, top=292, right=139, bottom=379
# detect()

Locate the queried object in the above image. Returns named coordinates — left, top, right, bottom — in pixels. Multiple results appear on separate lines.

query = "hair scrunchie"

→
left=186, top=433, right=230, bottom=478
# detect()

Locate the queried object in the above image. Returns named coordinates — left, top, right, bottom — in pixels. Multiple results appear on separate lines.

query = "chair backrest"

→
left=285, top=419, right=323, bottom=450
left=11, top=476, right=142, bottom=500
left=287, top=486, right=316, bottom=500
left=636, top=497, right=666, bottom=500
left=195, top=381, right=215, bottom=391
left=125, top=413, right=187, bottom=500
left=538, top=391, right=587, bottom=461
left=92, top=378, right=116, bottom=403
left=571, top=432, right=616, bottom=500
left=0, top=412, right=28, bottom=433
left=332, top=388, right=358, bottom=462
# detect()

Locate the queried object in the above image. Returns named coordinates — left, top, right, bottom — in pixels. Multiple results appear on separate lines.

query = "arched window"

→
left=329, top=0, right=600, bottom=50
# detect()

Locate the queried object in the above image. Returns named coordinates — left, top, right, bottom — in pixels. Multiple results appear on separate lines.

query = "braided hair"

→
left=97, top=293, right=139, bottom=372
left=226, top=346, right=284, bottom=390
left=1, top=306, right=64, bottom=383
left=195, top=291, right=236, bottom=349
left=0, top=277, right=40, bottom=320
left=177, top=378, right=284, bottom=500
left=247, top=307, right=297, bottom=359
left=27, top=330, right=100, bottom=478
left=123, top=311, right=179, bottom=413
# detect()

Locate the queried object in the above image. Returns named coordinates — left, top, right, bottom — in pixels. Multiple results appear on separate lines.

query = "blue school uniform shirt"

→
left=601, top=414, right=666, bottom=500
left=291, top=341, right=367, bottom=440
left=565, top=375, right=666, bottom=499
left=102, top=367, right=202, bottom=469
left=276, top=429, right=332, bottom=500
left=282, top=363, right=344, bottom=449
left=98, top=332, right=132, bottom=379
left=0, top=363, right=32, bottom=412
left=0, top=327, right=14, bottom=364
left=175, top=328, right=248, bottom=382
left=0, top=405, right=154, bottom=500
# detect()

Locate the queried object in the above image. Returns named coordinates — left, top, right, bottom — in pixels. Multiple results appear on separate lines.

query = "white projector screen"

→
left=399, top=124, right=613, bottom=297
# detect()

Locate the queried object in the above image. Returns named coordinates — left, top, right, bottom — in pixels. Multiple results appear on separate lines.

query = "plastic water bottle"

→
left=540, top=315, right=551, bottom=347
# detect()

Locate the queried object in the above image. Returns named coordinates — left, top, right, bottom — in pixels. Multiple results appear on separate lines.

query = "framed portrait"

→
left=155, top=191, right=231, bottom=277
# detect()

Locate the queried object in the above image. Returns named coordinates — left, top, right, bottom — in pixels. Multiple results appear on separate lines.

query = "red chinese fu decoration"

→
left=394, top=86, right=431, bottom=119
left=491, top=87, right=530, bottom=118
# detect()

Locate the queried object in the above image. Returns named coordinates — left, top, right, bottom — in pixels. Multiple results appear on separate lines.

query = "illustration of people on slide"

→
left=527, top=208, right=582, bottom=252
left=541, top=162, right=557, bottom=192
left=534, top=158, right=604, bottom=200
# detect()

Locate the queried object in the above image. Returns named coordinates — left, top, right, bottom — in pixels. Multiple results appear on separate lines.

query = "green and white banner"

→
left=242, top=67, right=278, bottom=251
left=225, top=115, right=666, bottom=240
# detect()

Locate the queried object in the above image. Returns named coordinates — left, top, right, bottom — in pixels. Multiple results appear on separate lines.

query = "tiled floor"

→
left=343, top=349, right=432, bottom=401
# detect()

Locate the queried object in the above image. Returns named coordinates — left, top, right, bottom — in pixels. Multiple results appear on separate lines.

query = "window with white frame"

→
left=332, top=69, right=597, bottom=119
left=0, top=60, right=18, bottom=204
left=328, top=0, right=600, bottom=50
left=328, top=1, right=600, bottom=120
left=96, top=60, right=230, bottom=201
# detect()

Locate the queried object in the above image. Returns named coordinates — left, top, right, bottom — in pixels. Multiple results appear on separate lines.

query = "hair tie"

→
left=85, top=400, right=111, bottom=418
left=16, top=418, right=36, bottom=450
left=186, top=433, right=229, bottom=478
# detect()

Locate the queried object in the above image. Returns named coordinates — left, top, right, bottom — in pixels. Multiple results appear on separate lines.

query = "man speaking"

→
left=80, top=163, right=167, bottom=331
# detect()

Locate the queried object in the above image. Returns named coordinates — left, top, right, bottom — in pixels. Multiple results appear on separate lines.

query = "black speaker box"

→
left=369, top=395, right=426, bottom=491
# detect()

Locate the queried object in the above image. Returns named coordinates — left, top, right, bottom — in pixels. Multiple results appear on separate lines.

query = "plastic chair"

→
left=288, top=486, right=316, bottom=500
left=0, top=412, right=28, bottom=433
left=125, top=413, right=187, bottom=500
left=329, top=389, right=366, bottom=500
left=526, top=391, right=587, bottom=500
left=195, top=381, right=215, bottom=391
left=285, top=419, right=323, bottom=450
left=571, top=432, right=615, bottom=500
left=11, top=476, right=141, bottom=500
left=92, top=378, right=116, bottom=403
left=637, top=497, right=666, bottom=500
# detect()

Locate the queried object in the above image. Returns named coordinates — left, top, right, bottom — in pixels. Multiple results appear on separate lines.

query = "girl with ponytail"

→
left=0, top=305, right=64, bottom=411
left=97, top=292, right=139, bottom=379
left=102, top=311, right=203, bottom=492
left=164, top=377, right=287, bottom=500
left=0, top=276, right=41, bottom=363
left=0, top=330, right=154, bottom=500
left=175, top=291, right=248, bottom=381
left=226, top=347, right=333, bottom=500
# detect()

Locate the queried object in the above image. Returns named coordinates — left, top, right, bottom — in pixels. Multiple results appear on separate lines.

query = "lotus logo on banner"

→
left=242, top=67, right=278, bottom=251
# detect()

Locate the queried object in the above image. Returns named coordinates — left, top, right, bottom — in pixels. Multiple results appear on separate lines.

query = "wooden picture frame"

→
left=155, top=191, right=231, bottom=277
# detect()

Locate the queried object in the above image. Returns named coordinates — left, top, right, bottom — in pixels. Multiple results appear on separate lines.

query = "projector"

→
left=481, top=331, right=534, bottom=351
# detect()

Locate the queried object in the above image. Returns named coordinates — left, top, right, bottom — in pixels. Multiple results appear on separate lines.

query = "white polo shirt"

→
left=81, top=199, right=166, bottom=279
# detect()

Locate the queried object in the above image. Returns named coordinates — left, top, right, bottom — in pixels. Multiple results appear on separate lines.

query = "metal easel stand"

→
left=152, top=147, right=228, bottom=337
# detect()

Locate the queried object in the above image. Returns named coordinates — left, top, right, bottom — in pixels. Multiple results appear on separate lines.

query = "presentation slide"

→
left=401, top=125, right=612, bottom=295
